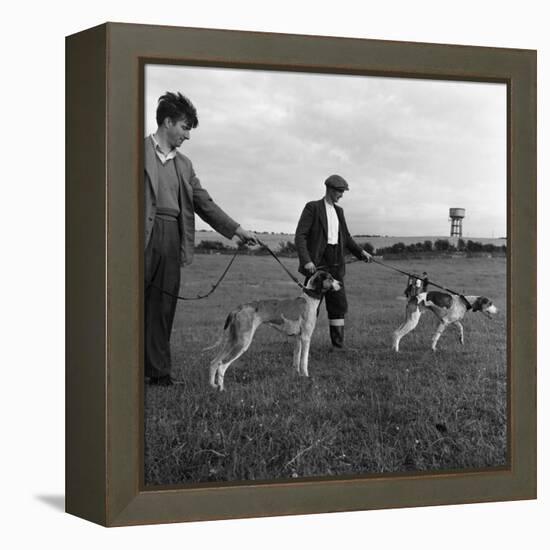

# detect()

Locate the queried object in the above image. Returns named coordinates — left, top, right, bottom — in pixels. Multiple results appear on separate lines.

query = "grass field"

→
left=144, top=254, right=507, bottom=486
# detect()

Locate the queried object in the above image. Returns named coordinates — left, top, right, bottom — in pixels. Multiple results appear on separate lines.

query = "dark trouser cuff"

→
left=329, top=319, right=345, bottom=348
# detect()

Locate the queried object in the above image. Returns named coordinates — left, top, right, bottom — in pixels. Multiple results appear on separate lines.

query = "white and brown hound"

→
left=208, top=270, right=341, bottom=391
left=392, top=291, right=498, bottom=352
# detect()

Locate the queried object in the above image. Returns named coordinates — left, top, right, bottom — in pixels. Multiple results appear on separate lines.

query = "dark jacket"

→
left=295, top=199, right=364, bottom=277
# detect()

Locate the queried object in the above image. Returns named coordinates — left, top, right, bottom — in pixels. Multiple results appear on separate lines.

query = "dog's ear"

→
left=316, top=271, right=329, bottom=291
left=322, top=274, right=333, bottom=290
left=309, top=270, right=331, bottom=293
left=306, top=270, right=321, bottom=292
left=472, top=297, right=489, bottom=311
left=481, top=297, right=492, bottom=310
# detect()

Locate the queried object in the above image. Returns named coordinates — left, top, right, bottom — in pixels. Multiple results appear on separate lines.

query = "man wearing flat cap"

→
left=295, top=175, right=372, bottom=349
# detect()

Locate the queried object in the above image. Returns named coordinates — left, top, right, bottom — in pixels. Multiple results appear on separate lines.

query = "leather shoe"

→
left=147, top=375, right=177, bottom=386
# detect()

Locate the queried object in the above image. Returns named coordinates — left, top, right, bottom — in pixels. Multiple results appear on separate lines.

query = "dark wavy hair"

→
left=155, top=92, right=199, bottom=128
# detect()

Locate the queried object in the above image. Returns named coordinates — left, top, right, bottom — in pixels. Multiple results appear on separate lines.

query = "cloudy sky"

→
left=145, top=64, right=506, bottom=238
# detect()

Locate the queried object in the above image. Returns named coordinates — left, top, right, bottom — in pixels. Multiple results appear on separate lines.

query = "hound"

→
left=392, top=291, right=498, bottom=352
left=208, top=270, right=341, bottom=391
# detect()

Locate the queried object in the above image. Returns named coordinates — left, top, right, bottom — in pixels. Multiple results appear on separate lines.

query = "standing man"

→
left=145, top=92, right=257, bottom=386
left=295, top=175, right=372, bottom=349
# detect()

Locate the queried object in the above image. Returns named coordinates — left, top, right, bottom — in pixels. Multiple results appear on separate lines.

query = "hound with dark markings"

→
left=208, top=270, right=341, bottom=391
left=392, top=291, right=498, bottom=352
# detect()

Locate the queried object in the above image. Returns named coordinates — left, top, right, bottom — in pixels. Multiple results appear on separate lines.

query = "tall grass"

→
left=145, top=255, right=506, bottom=486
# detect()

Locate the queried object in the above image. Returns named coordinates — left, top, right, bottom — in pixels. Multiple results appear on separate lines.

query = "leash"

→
left=345, top=256, right=473, bottom=308
left=148, top=239, right=475, bottom=309
left=147, top=247, right=240, bottom=301
left=257, top=239, right=305, bottom=289
left=147, top=239, right=306, bottom=301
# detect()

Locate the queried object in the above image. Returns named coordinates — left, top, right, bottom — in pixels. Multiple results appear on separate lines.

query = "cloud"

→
left=145, top=65, right=506, bottom=237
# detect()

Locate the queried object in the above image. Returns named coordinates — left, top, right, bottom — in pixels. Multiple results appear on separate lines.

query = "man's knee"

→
left=325, top=287, right=347, bottom=318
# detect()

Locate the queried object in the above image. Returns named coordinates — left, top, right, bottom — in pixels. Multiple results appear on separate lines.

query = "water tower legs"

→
left=450, top=218, right=463, bottom=237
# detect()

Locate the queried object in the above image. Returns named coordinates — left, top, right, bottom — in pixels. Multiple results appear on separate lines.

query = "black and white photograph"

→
left=143, top=63, right=507, bottom=487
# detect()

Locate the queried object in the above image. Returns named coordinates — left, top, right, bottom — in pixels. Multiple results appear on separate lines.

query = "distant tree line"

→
left=373, top=239, right=506, bottom=256
left=196, top=239, right=297, bottom=256
left=196, top=238, right=506, bottom=257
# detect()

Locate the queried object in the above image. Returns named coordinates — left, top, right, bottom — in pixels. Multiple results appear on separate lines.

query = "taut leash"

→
left=257, top=239, right=305, bottom=289
left=148, top=239, right=473, bottom=308
left=346, top=256, right=472, bottom=307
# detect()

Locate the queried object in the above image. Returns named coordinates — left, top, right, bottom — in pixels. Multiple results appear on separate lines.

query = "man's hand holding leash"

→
left=361, top=250, right=373, bottom=263
left=235, top=226, right=259, bottom=245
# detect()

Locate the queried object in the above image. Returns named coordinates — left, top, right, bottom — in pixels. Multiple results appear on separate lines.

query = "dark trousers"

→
left=321, top=244, right=347, bottom=321
left=144, top=217, right=181, bottom=378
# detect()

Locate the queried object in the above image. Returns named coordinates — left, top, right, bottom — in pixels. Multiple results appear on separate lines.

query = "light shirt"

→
left=150, top=134, right=177, bottom=165
left=324, top=199, right=339, bottom=245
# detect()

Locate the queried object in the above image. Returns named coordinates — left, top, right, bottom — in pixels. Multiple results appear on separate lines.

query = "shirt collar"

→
left=150, top=134, right=177, bottom=164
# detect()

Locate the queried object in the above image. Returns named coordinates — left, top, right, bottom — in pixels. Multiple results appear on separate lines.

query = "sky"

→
left=145, top=64, right=506, bottom=238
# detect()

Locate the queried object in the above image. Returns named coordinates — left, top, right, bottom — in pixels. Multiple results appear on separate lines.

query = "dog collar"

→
left=303, top=288, right=323, bottom=299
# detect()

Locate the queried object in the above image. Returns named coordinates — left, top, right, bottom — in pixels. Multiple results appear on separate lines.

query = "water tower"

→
left=449, top=208, right=465, bottom=238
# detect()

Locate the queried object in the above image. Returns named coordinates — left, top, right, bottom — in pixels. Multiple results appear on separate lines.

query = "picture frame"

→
left=66, top=22, right=536, bottom=527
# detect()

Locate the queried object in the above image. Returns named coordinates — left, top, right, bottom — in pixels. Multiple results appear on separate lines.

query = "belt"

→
left=156, top=207, right=179, bottom=220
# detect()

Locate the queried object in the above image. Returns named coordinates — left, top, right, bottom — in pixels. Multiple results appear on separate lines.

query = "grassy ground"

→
left=144, top=255, right=507, bottom=486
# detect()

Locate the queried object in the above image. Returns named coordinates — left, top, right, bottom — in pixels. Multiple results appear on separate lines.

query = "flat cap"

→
left=324, top=174, right=349, bottom=191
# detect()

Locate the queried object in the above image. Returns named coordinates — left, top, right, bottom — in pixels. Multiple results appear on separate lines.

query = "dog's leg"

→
left=393, top=303, right=421, bottom=352
left=215, top=351, right=246, bottom=392
left=216, top=358, right=238, bottom=392
left=209, top=309, right=259, bottom=391
left=299, top=334, right=312, bottom=377
left=216, top=346, right=249, bottom=391
left=431, top=321, right=449, bottom=351
left=454, top=321, right=464, bottom=345
left=293, top=336, right=302, bottom=373
left=209, top=335, right=234, bottom=389
left=216, top=320, right=260, bottom=391
left=209, top=361, right=220, bottom=389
